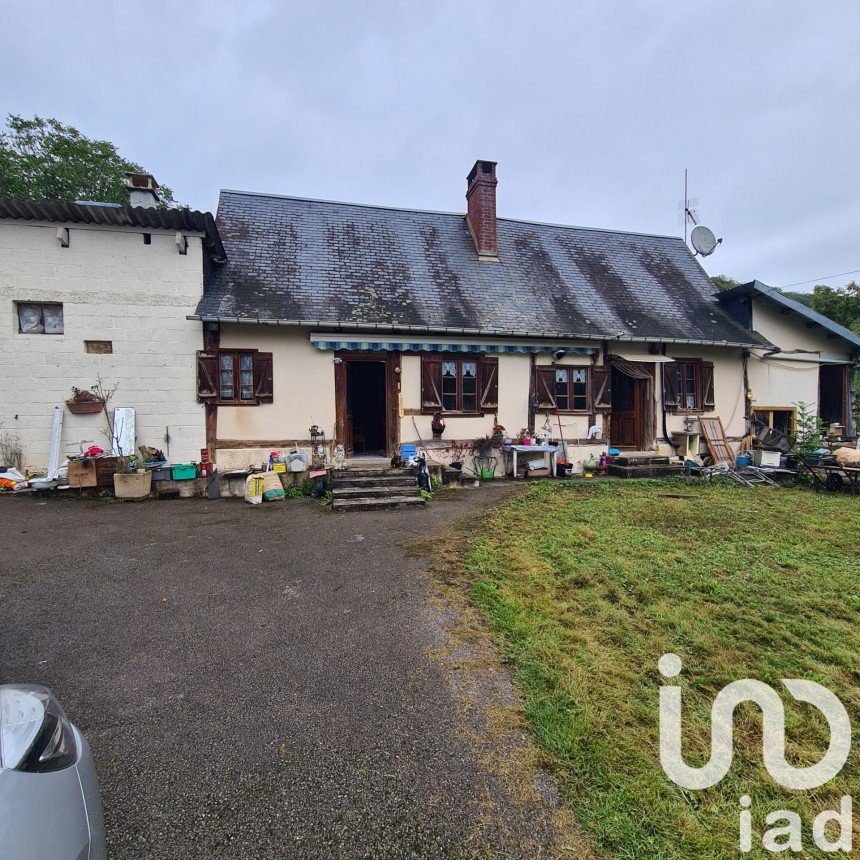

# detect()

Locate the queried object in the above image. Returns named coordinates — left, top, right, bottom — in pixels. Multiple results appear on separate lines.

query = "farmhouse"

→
left=192, top=161, right=857, bottom=471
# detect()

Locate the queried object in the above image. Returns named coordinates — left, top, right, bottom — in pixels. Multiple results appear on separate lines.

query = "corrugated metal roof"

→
left=0, top=196, right=226, bottom=260
left=196, top=190, right=770, bottom=347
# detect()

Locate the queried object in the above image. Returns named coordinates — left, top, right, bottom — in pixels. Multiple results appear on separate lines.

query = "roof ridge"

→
left=218, top=189, right=683, bottom=242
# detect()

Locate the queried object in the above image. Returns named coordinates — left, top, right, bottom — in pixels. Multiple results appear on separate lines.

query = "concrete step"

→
left=334, top=484, right=418, bottom=499
left=612, top=454, right=671, bottom=466
left=607, top=463, right=686, bottom=479
left=332, top=495, right=426, bottom=512
left=333, top=475, right=417, bottom=489
left=333, top=468, right=414, bottom=479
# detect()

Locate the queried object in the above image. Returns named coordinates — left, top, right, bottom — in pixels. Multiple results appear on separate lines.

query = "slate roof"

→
left=0, top=197, right=226, bottom=260
left=196, top=190, right=770, bottom=347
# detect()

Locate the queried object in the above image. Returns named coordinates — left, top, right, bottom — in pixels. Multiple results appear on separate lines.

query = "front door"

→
left=335, top=352, right=400, bottom=457
left=610, top=367, right=644, bottom=449
left=346, top=360, right=386, bottom=455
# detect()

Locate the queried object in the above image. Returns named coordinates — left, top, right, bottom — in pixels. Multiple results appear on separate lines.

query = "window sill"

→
left=204, top=400, right=267, bottom=407
left=421, top=410, right=485, bottom=417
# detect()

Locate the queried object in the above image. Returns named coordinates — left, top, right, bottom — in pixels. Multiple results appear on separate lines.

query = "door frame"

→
left=334, top=351, right=400, bottom=456
left=609, top=368, right=647, bottom=450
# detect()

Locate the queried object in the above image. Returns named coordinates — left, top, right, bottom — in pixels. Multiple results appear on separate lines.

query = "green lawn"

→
left=467, top=480, right=860, bottom=858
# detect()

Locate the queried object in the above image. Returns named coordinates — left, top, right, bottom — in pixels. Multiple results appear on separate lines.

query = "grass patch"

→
left=466, top=480, right=860, bottom=858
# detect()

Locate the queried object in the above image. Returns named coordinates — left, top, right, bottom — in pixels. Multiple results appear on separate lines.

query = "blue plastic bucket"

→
left=400, top=444, right=417, bottom=460
left=736, top=454, right=752, bottom=468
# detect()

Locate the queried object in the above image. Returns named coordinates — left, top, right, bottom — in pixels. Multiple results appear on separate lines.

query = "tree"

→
left=710, top=274, right=740, bottom=292
left=807, top=282, right=860, bottom=334
left=0, top=114, right=177, bottom=206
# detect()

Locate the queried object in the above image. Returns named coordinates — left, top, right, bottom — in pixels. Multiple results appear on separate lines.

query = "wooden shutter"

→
left=701, top=361, right=715, bottom=411
left=532, top=365, right=557, bottom=410
left=253, top=352, right=274, bottom=403
left=591, top=366, right=612, bottom=411
left=662, top=362, right=680, bottom=411
left=479, top=355, right=499, bottom=412
left=421, top=355, right=443, bottom=412
left=196, top=352, right=219, bottom=401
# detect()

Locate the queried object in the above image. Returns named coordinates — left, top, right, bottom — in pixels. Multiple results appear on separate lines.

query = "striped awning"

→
left=310, top=337, right=597, bottom=355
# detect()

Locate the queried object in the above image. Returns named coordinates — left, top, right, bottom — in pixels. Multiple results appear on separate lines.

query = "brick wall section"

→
left=465, top=160, right=498, bottom=257
left=0, top=222, right=207, bottom=472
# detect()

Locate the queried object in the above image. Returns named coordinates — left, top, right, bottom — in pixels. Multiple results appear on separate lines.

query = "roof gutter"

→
left=186, top=315, right=767, bottom=349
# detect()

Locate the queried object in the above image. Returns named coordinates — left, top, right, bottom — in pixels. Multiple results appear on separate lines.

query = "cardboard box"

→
left=68, top=459, right=97, bottom=488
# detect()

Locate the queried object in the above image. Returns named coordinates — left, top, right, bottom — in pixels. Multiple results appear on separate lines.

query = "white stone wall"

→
left=0, top=221, right=207, bottom=472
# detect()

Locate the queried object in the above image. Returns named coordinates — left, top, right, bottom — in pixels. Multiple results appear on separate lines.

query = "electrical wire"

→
left=779, top=269, right=860, bottom=290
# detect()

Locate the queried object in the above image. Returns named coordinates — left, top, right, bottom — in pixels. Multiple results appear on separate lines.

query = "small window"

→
left=17, top=302, right=64, bottom=335
left=664, top=359, right=714, bottom=413
left=678, top=361, right=699, bottom=410
left=441, top=358, right=479, bottom=414
left=143, top=233, right=152, bottom=245
left=85, top=340, right=113, bottom=354
left=200, top=350, right=272, bottom=404
left=218, top=352, right=252, bottom=401
left=421, top=353, right=497, bottom=415
left=535, top=365, right=591, bottom=413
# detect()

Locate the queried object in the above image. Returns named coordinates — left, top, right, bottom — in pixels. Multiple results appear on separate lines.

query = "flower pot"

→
left=66, top=400, right=104, bottom=415
left=113, top=471, right=152, bottom=500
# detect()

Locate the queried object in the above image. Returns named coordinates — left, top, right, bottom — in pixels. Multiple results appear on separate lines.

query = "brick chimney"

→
left=466, top=159, right=498, bottom=260
left=124, top=173, right=160, bottom=208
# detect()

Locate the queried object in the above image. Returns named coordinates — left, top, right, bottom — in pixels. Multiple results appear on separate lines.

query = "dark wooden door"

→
left=610, top=368, right=644, bottom=449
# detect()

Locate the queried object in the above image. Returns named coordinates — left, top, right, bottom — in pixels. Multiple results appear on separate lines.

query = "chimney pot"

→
left=466, top=159, right=498, bottom=260
left=124, top=172, right=161, bottom=208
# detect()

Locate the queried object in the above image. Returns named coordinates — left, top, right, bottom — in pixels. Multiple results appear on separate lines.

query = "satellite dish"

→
left=690, top=225, right=721, bottom=257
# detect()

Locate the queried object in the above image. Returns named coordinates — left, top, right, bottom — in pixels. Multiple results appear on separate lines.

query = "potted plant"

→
left=431, top=411, right=446, bottom=440
left=472, top=434, right=495, bottom=457
left=447, top=440, right=467, bottom=470
left=66, top=387, right=104, bottom=415
left=113, top=456, right=152, bottom=500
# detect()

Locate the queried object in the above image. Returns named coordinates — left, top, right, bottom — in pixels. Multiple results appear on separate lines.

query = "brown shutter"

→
left=591, top=366, right=612, bottom=411
left=532, top=366, right=557, bottom=410
left=421, top=355, right=443, bottom=412
left=253, top=352, right=274, bottom=403
left=662, top=362, right=680, bottom=411
left=701, top=361, right=715, bottom=411
left=479, top=355, right=499, bottom=412
left=196, top=352, right=219, bottom=401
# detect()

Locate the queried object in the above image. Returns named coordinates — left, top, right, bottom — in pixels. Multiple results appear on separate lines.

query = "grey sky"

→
left=5, top=1, right=859, bottom=292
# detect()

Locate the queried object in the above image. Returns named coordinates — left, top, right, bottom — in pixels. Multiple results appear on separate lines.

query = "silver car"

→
left=0, top=684, right=105, bottom=859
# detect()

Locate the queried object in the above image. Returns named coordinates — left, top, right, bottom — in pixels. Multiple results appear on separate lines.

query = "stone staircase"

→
left=331, top=466, right=426, bottom=512
left=606, top=451, right=686, bottom=479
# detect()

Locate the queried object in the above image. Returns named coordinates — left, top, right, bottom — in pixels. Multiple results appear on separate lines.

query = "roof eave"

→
left=185, top=314, right=768, bottom=348
left=719, top=280, right=860, bottom=349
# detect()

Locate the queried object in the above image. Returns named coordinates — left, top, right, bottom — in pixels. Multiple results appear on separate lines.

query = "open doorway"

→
left=819, top=364, right=849, bottom=429
left=345, top=360, right=387, bottom=455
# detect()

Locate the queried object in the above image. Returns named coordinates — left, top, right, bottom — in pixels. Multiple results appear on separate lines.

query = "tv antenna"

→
left=679, top=169, right=721, bottom=256
left=678, top=169, right=699, bottom=244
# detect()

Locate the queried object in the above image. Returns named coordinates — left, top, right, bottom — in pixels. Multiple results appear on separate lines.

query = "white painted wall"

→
left=747, top=298, right=854, bottom=419
left=0, top=221, right=207, bottom=472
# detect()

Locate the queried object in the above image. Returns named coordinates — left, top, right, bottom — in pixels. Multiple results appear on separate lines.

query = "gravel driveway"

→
left=1, top=489, right=573, bottom=858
